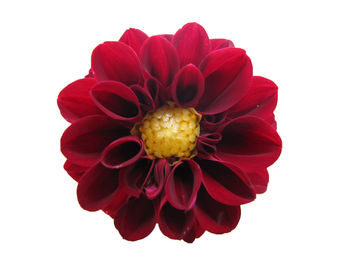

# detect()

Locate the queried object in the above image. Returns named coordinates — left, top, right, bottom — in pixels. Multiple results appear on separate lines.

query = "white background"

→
left=1, top=0, right=349, bottom=262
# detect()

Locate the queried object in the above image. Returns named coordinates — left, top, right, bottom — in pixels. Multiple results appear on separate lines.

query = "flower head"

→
left=58, top=22, right=282, bottom=242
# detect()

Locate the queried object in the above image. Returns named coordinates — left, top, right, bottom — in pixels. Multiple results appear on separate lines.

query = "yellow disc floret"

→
left=131, top=102, right=201, bottom=160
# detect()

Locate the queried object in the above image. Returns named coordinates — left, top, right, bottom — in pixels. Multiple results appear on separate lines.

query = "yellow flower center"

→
left=132, top=102, right=201, bottom=160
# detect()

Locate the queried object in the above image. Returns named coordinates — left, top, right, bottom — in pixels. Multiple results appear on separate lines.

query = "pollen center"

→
left=132, top=102, right=201, bottom=159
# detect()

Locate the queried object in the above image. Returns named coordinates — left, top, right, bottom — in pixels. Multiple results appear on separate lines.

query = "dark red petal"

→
left=200, top=112, right=229, bottom=132
left=196, top=140, right=217, bottom=157
left=130, top=84, right=155, bottom=113
left=227, top=76, right=278, bottom=126
left=165, top=159, right=202, bottom=210
left=85, top=68, right=95, bottom=78
left=247, top=168, right=269, bottom=194
left=77, top=163, right=120, bottom=211
left=197, top=159, right=255, bottom=205
left=57, top=78, right=102, bottom=122
left=216, top=116, right=282, bottom=170
left=182, top=220, right=205, bottom=243
left=171, top=64, right=204, bottom=108
left=210, top=39, right=234, bottom=51
left=145, top=158, right=170, bottom=199
left=140, top=36, right=179, bottom=87
left=173, top=23, right=210, bottom=67
left=158, top=34, right=173, bottom=42
left=119, top=158, right=154, bottom=197
left=61, top=115, right=129, bottom=167
left=91, top=81, right=141, bottom=122
left=101, top=136, right=144, bottom=169
left=91, top=41, right=143, bottom=85
left=119, top=28, right=148, bottom=55
left=198, top=48, right=253, bottom=114
left=144, top=77, right=160, bottom=107
left=64, top=160, right=87, bottom=182
left=194, top=186, right=241, bottom=234
left=114, top=195, right=156, bottom=241
left=198, top=132, right=222, bottom=144
left=158, top=202, right=194, bottom=240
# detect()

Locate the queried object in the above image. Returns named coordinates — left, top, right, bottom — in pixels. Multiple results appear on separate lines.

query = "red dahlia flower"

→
left=58, top=22, right=282, bottom=242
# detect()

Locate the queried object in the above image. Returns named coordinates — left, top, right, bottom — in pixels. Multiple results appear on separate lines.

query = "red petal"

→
left=61, top=115, right=129, bottom=166
left=140, top=36, right=179, bottom=87
left=145, top=158, right=170, bottom=199
left=197, top=159, right=255, bottom=205
left=198, top=48, right=253, bottom=114
left=114, top=195, right=156, bottom=241
left=158, top=34, right=173, bottom=42
left=101, top=136, right=144, bottom=169
left=247, top=168, right=269, bottom=194
left=77, top=163, right=120, bottom=211
left=57, top=78, right=102, bottom=122
left=194, top=186, right=241, bottom=234
left=130, top=84, right=155, bottom=113
left=173, top=23, right=210, bottom=67
left=216, top=116, right=282, bottom=170
left=90, top=81, right=141, bottom=123
left=144, top=77, right=160, bottom=106
left=119, top=158, right=154, bottom=197
left=197, top=140, right=217, bottom=157
left=182, top=220, right=205, bottom=243
left=171, top=64, right=204, bottom=108
left=85, top=68, right=95, bottom=78
left=91, top=41, right=143, bottom=85
left=227, top=76, right=278, bottom=126
left=119, top=28, right=148, bottom=55
left=165, top=159, right=202, bottom=210
left=63, top=160, right=87, bottom=182
left=200, top=112, right=228, bottom=132
left=158, top=202, right=194, bottom=240
left=198, top=132, right=222, bottom=144
left=210, top=39, right=234, bottom=51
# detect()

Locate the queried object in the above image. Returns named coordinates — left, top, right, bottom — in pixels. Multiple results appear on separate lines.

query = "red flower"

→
left=58, top=22, right=282, bottom=242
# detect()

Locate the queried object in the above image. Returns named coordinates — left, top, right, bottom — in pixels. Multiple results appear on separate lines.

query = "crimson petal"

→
left=145, top=158, right=170, bottom=199
left=198, top=48, right=253, bottom=114
left=227, top=76, right=278, bottom=127
left=57, top=78, right=102, bottom=122
left=158, top=202, right=195, bottom=240
left=91, top=41, right=143, bottom=85
left=182, top=220, right=205, bottom=243
left=165, top=159, right=202, bottom=210
left=130, top=84, right=155, bottom=113
left=140, top=36, right=179, bottom=87
left=247, top=168, right=269, bottom=194
left=197, top=140, right=217, bottom=157
left=77, top=163, right=120, bottom=211
left=201, top=112, right=228, bottom=132
left=194, top=186, right=241, bottom=234
left=114, top=195, right=156, bottom=241
left=173, top=22, right=210, bottom=67
left=171, top=64, right=204, bottom=108
left=119, top=158, right=154, bottom=197
left=119, top=28, right=148, bottom=55
left=144, top=77, right=160, bottom=107
left=101, top=136, right=144, bottom=169
left=216, top=116, right=282, bottom=170
left=64, top=160, right=87, bottom=182
left=61, top=115, right=129, bottom=167
left=197, top=159, right=255, bottom=205
left=210, top=38, right=234, bottom=51
left=158, top=34, right=173, bottom=42
left=198, top=132, right=222, bottom=144
left=91, top=81, right=141, bottom=123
